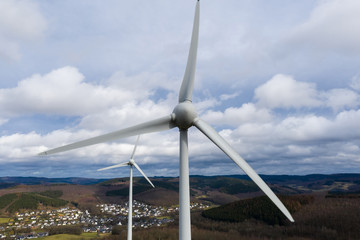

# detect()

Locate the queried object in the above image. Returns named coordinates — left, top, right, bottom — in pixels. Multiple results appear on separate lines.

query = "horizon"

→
left=1, top=172, right=360, bottom=180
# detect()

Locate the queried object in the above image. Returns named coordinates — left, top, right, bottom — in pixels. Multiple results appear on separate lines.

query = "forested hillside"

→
left=202, top=195, right=313, bottom=225
left=0, top=190, right=67, bottom=213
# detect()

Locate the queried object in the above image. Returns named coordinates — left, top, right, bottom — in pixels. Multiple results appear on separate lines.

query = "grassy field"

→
left=155, top=216, right=171, bottom=220
left=38, top=232, right=110, bottom=239
left=0, top=218, right=9, bottom=224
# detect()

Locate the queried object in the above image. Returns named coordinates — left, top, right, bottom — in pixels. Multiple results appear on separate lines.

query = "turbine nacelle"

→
left=172, top=101, right=198, bottom=130
left=129, top=159, right=135, bottom=166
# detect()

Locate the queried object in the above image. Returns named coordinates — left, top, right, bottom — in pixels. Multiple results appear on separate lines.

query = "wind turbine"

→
left=97, top=135, right=154, bottom=240
left=39, top=1, right=294, bottom=239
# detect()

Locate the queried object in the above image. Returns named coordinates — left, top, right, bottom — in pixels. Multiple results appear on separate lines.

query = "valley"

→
left=0, top=174, right=359, bottom=239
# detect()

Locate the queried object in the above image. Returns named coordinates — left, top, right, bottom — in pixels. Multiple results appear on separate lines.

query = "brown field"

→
left=135, top=188, right=179, bottom=206
left=200, top=190, right=239, bottom=205
left=0, top=184, right=100, bottom=204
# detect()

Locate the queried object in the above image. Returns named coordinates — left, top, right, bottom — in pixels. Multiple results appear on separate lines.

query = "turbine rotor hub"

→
left=129, top=159, right=135, bottom=165
left=172, top=102, right=198, bottom=130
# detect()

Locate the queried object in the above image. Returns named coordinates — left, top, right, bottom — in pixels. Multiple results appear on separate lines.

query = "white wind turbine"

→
left=39, top=1, right=294, bottom=239
left=97, top=135, right=154, bottom=240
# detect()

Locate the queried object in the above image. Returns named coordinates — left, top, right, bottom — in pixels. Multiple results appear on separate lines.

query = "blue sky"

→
left=0, top=0, right=360, bottom=178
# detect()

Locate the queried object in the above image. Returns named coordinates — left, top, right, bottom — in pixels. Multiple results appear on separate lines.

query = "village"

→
left=0, top=201, right=210, bottom=239
left=96, top=200, right=209, bottom=229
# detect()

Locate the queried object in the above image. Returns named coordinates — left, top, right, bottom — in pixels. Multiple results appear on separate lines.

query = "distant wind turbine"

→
left=97, top=135, right=154, bottom=240
left=39, top=1, right=294, bottom=239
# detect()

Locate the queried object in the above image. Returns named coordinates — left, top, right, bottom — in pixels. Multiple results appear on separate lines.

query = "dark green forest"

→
left=0, top=191, right=67, bottom=213
left=39, top=190, right=63, bottom=198
left=202, top=195, right=314, bottom=225
left=0, top=193, right=17, bottom=209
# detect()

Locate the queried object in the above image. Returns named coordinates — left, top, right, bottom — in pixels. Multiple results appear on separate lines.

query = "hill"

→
left=0, top=191, right=67, bottom=213
left=0, top=177, right=107, bottom=188
left=1, top=174, right=360, bottom=239
left=202, top=195, right=314, bottom=225
left=227, top=173, right=360, bottom=192
left=125, top=193, right=360, bottom=240
left=0, top=173, right=359, bottom=209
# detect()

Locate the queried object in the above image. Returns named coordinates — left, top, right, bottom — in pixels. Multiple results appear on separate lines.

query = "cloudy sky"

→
left=1, top=0, right=360, bottom=178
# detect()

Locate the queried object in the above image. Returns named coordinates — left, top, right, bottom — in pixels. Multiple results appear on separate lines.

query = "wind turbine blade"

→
left=97, top=162, right=129, bottom=171
left=178, top=0, right=200, bottom=103
left=130, top=135, right=140, bottom=160
left=193, top=118, right=295, bottom=222
left=38, top=115, right=176, bottom=156
left=133, top=162, right=155, bottom=188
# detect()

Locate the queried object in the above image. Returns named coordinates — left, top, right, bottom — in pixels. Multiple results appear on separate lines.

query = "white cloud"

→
left=194, top=97, right=220, bottom=114
left=202, top=103, right=273, bottom=127
left=350, top=74, right=360, bottom=91
left=254, top=74, right=321, bottom=109
left=0, top=124, right=180, bottom=167
left=0, top=131, right=43, bottom=159
left=206, top=107, right=360, bottom=171
left=254, top=74, right=360, bottom=112
left=2, top=66, right=360, bottom=176
left=219, top=92, right=239, bottom=101
left=322, top=88, right=359, bottom=111
left=332, top=109, right=360, bottom=138
left=0, top=66, right=117, bottom=116
left=78, top=99, right=173, bottom=131
left=231, top=109, right=360, bottom=147
left=277, top=115, right=332, bottom=142
left=0, top=0, right=47, bottom=61
left=287, top=0, right=360, bottom=54
left=2, top=86, right=360, bottom=176
left=0, top=66, right=176, bottom=118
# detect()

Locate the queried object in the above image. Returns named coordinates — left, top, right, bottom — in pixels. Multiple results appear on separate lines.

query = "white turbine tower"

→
left=39, top=1, right=294, bottom=239
left=97, top=135, right=154, bottom=240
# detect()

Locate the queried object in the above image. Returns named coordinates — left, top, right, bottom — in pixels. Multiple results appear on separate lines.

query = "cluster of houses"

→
left=98, top=200, right=177, bottom=228
left=98, top=200, right=176, bottom=218
left=97, top=200, right=210, bottom=222
left=0, top=201, right=210, bottom=239
left=7, top=207, right=85, bottom=230
left=0, top=207, right=110, bottom=239
left=0, top=232, right=48, bottom=240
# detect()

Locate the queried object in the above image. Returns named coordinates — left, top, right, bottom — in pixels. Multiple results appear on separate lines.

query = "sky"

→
left=0, top=0, right=360, bottom=178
